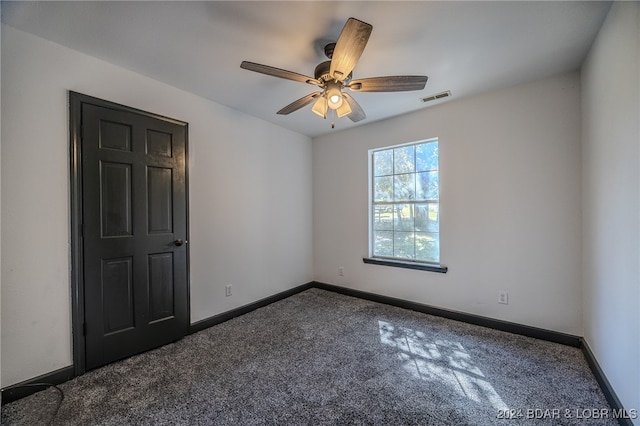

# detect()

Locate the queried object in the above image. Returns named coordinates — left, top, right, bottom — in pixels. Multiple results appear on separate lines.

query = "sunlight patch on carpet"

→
left=378, top=320, right=509, bottom=411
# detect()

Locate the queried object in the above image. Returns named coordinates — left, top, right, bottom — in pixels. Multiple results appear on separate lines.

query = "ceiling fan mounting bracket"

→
left=324, top=43, right=336, bottom=59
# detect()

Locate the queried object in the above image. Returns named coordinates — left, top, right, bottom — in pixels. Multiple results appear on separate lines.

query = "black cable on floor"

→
left=2, top=382, right=64, bottom=426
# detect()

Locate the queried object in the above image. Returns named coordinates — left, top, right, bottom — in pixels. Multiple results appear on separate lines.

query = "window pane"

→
left=416, top=232, right=439, bottom=262
left=374, top=150, right=393, bottom=176
left=370, top=139, right=440, bottom=265
left=374, top=176, right=393, bottom=202
left=394, top=232, right=415, bottom=259
left=416, top=171, right=439, bottom=200
left=393, top=204, right=414, bottom=231
left=374, top=231, right=394, bottom=257
left=415, top=203, right=439, bottom=232
left=394, top=173, right=415, bottom=201
left=394, top=146, right=415, bottom=174
left=416, top=142, right=438, bottom=172
left=374, top=205, right=393, bottom=231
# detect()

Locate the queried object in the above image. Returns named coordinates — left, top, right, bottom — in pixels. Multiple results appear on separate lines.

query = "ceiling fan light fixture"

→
left=311, top=95, right=328, bottom=117
left=336, top=96, right=352, bottom=118
left=326, top=85, right=343, bottom=109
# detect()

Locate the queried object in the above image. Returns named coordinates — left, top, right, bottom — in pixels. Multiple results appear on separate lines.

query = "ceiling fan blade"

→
left=329, top=18, right=372, bottom=82
left=343, top=93, right=366, bottom=122
left=277, top=92, right=323, bottom=115
left=348, top=76, right=428, bottom=92
left=241, top=61, right=321, bottom=86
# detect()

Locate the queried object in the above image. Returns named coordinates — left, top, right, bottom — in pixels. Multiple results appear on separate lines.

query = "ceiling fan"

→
left=240, top=17, right=428, bottom=126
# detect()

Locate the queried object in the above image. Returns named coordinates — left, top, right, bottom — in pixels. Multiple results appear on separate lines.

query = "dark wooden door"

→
left=81, top=102, right=188, bottom=370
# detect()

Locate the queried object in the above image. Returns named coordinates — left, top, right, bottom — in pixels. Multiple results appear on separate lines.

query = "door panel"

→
left=147, top=167, right=173, bottom=233
left=148, top=252, right=175, bottom=322
left=146, top=129, right=172, bottom=156
left=101, top=162, right=133, bottom=237
left=99, top=120, right=132, bottom=151
left=102, top=257, right=135, bottom=333
left=81, top=102, right=188, bottom=371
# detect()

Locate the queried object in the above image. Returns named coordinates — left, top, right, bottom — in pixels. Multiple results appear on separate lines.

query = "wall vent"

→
left=421, top=90, right=451, bottom=103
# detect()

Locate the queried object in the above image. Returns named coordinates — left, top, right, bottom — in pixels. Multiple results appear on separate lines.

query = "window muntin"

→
left=371, top=139, right=440, bottom=264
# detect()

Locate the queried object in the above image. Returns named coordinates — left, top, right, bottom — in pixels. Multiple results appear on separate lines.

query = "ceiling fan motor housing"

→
left=315, top=60, right=352, bottom=84
left=314, top=61, right=332, bottom=82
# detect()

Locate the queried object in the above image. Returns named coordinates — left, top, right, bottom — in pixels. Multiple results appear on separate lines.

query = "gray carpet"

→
left=1, top=288, right=616, bottom=425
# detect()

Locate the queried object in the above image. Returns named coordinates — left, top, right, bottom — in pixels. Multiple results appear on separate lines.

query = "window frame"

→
left=364, top=138, right=447, bottom=273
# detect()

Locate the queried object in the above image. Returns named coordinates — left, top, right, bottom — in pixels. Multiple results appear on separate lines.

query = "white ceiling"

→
left=2, top=1, right=611, bottom=138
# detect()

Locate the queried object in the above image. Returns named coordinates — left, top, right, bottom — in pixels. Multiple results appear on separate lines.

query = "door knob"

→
left=173, top=239, right=187, bottom=247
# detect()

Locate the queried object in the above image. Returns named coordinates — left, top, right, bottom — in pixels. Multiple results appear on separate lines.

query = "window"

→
left=368, top=139, right=444, bottom=271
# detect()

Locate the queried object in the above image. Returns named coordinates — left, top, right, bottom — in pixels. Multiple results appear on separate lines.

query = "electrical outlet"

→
left=498, top=291, right=508, bottom=305
left=338, top=266, right=344, bottom=276
left=225, top=284, right=232, bottom=297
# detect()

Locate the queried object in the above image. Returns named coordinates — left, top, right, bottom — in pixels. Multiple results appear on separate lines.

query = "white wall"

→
left=581, top=1, right=640, bottom=422
left=313, top=72, right=583, bottom=335
left=0, top=25, right=313, bottom=387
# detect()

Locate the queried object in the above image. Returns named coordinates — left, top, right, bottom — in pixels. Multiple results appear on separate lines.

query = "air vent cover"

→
left=421, top=90, right=451, bottom=103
